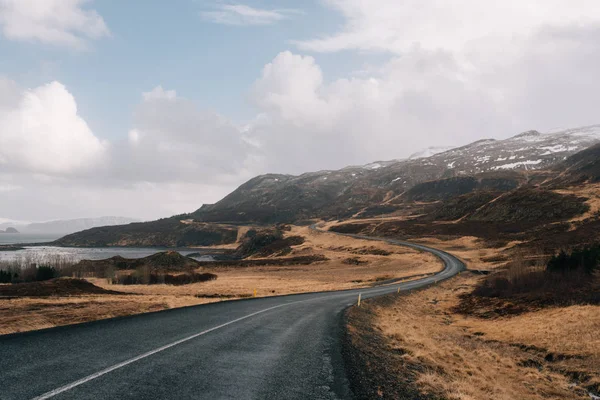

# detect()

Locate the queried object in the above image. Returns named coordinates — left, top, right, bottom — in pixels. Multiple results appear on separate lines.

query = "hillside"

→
left=549, top=142, right=600, bottom=186
left=331, top=146, right=600, bottom=251
left=55, top=218, right=238, bottom=247
left=57, top=125, right=600, bottom=247
left=73, top=251, right=203, bottom=276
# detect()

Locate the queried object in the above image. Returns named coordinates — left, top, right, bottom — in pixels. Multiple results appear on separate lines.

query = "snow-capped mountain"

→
left=428, top=125, right=600, bottom=174
left=192, top=124, right=600, bottom=223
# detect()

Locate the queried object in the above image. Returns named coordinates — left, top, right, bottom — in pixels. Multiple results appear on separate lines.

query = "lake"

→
left=0, top=234, right=218, bottom=263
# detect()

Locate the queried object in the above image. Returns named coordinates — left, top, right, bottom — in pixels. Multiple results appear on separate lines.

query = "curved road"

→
left=0, top=227, right=465, bottom=400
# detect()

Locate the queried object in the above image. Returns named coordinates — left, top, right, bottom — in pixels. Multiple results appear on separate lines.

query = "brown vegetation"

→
left=0, top=295, right=219, bottom=335
left=346, top=272, right=599, bottom=399
left=0, top=278, right=123, bottom=297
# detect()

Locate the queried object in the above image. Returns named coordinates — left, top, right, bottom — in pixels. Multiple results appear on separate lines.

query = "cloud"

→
left=241, top=1, right=600, bottom=172
left=0, top=81, right=258, bottom=220
left=200, top=4, right=300, bottom=26
left=294, top=0, right=600, bottom=54
left=111, top=86, right=256, bottom=184
left=246, top=50, right=509, bottom=172
left=0, top=175, right=235, bottom=221
left=0, top=79, right=108, bottom=176
left=4, top=1, right=600, bottom=222
left=0, top=0, right=109, bottom=48
left=0, top=183, right=20, bottom=193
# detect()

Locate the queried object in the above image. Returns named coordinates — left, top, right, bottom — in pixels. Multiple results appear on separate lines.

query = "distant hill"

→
left=11, top=217, right=140, bottom=235
left=0, top=227, right=19, bottom=233
left=55, top=219, right=238, bottom=248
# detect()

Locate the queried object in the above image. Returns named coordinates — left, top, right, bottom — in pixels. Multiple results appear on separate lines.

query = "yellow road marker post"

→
left=357, top=293, right=362, bottom=307
left=253, top=288, right=257, bottom=297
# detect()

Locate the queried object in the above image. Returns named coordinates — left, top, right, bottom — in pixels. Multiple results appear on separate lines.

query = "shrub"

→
left=547, top=245, right=600, bottom=274
left=473, top=250, right=594, bottom=299
left=342, top=257, right=368, bottom=265
left=114, top=272, right=217, bottom=286
left=164, top=272, right=217, bottom=286
left=35, top=266, right=58, bottom=281
left=0, top=270, right=17, bottom=283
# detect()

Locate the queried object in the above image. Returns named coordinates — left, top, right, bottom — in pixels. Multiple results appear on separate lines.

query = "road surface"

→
left=0, top=227, right=465, bottom=400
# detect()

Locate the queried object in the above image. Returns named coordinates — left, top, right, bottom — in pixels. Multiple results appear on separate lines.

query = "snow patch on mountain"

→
left=420, top=124, right=600, bottom=174
left=409, top=146, right=454, bottom=160
left=492, top=160, right=543, bottom=170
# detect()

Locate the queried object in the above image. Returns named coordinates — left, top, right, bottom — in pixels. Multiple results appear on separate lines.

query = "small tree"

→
left=0, top=270, right=12, bottom=283
left=547, top=245, right=600, bottom=275
left=36, top=266, right=57, bottom=281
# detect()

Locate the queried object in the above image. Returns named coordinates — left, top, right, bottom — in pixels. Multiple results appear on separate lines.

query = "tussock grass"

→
left=366, top=274, right=599, bottom=399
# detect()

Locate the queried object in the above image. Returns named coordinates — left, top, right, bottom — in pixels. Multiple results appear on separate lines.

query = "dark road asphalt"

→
left=0, top=228, right=465, bottom=400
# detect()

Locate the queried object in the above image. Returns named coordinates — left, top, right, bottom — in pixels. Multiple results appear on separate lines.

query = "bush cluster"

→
left=0, top=270, right=17, bottom=283
left=113, top=272, right=217, bottom=286
left=0, top=265, right=58, bottom=283
left=547, top=245, right=600, bottom=274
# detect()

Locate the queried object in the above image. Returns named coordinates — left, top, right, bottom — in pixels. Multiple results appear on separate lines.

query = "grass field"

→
left=350, top=272, right=599, bottom=399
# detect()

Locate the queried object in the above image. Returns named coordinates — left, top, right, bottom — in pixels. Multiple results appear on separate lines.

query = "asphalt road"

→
left=0, top=228, right=465, bottom=400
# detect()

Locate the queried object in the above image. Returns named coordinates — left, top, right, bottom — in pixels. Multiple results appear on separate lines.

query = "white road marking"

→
left=31, top=291, right=363, bottom=400
left=31, top=301, right=303, bottom=400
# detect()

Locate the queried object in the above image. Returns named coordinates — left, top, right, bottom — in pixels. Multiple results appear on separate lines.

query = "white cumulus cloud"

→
left=295, top=0, right=600, bottom=54
left=0, top=79, right=108, bottom=176
left=0, top=0, right=109, bottom=48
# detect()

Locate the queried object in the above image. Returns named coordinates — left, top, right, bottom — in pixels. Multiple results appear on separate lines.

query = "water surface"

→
left=0, top=246, right=216, bottom=263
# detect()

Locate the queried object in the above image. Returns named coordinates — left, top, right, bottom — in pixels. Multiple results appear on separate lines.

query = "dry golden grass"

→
left=0, top=295, right=217, bottom=335
left=94, top=226, right=441, bottom=298
left=371, top=273, right=598, bottom=399
left=1, top=226, right=441, bottom=335
left=554, top=184, right=600, bottom=223
left=412, top=236, right=519, bottom=272
left=466, top=305, right=600, bottom=358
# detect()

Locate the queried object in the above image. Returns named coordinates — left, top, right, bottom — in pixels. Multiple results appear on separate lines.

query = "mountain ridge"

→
left=55, top=124, right=600, bottom=247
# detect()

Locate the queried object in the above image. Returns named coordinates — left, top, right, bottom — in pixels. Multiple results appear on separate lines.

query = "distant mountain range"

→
left=0, top=217, right=139, bottom=235
left=56, top=124, right=600, bottom=247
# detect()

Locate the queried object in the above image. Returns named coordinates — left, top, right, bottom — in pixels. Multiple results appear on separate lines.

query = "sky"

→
left=1, top=0, right=600, bottom=222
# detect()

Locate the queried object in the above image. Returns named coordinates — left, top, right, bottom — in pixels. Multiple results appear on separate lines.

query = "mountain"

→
left=0, top=227, right=19, bottom=233
left=13, top=217, right=140, bottom=235
left=58, top=124, right=600, bottom=247
left=192, top=125, right=600, bottom=224
left=549, top=142, right=600, bottom=186
left=331, top=146, right=600, bottom=252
